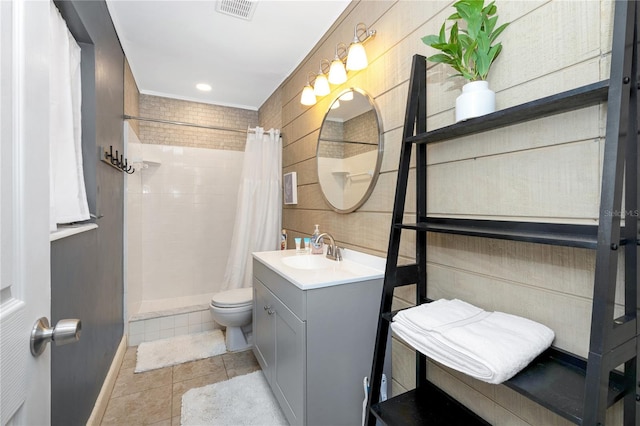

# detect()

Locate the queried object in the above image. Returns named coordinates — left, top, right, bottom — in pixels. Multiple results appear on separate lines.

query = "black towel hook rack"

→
left=101, top=145, right=135, bottom=174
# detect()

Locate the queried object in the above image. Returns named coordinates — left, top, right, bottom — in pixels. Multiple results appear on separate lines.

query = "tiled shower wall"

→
left=123, top=84, right=257, bottom=344
left=138, top=143, right=243, bottom=302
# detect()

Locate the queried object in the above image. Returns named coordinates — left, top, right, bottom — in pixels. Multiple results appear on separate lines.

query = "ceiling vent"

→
left=216, top=0, right=258, bottom=21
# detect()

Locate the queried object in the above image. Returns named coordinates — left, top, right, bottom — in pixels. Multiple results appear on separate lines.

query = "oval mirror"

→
left=317, top=88, right=383, bottom=213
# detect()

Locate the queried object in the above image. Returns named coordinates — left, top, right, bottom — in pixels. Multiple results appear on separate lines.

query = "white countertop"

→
left=253, top=248, right=386, bottom=290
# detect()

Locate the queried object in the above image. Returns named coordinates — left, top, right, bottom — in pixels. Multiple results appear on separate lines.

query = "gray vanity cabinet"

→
left=252, top=258, right=385, bottom=426
left=253, top=278, right=305, bottom=425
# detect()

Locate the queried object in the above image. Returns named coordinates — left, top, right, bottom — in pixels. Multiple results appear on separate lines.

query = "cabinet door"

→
left=253, top=279, right=275, bottom=380
left=272, top=294, right=306, bottom=426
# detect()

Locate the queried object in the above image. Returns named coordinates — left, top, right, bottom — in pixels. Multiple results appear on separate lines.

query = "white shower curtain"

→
left=221, top=127, right=282, bottom=291
left=49, top=1, right=89, bottom=231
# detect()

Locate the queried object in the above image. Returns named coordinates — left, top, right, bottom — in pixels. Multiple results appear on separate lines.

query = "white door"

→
left=1, top=0, right=52, bottom=424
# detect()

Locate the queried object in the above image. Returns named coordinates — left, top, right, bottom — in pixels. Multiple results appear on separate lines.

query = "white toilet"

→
left=209, top=287, right=253, bottom=352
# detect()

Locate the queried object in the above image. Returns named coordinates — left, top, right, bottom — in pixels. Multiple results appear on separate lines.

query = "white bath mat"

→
left=181, top=370, right=287, bottom=426
left=135, top=330, right=226, bottom=373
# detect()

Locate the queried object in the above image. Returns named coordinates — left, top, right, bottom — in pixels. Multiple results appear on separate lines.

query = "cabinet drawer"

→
left=253, top=260, right=306, bottom=319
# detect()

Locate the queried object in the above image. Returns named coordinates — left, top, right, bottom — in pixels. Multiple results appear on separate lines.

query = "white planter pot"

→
left=455, top=80, right=496, bottom=122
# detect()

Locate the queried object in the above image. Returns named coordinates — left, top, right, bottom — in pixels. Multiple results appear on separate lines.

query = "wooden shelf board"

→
left=397, top=218, right=600, bottom=249
left=370, top=380, right=490, bottom=426
left=505, top=347, right=627, bottom=424
left=407, top=80, right=609, bottom=145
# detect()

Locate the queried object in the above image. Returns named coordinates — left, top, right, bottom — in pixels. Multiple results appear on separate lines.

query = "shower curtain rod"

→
left=123, top=115, right=277, bottom=136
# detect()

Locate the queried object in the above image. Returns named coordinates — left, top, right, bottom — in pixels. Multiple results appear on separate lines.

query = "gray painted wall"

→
left=51, top=1, right=124, bottom=424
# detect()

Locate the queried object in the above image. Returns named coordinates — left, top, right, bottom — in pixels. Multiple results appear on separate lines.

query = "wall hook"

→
left=100, top=145, right=135, bottom=175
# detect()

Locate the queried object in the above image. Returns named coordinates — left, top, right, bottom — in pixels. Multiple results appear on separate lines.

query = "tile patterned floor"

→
left=100, top=346, right=261, bottom=425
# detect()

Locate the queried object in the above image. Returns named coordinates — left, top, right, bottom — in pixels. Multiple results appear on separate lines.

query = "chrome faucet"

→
left=316, top=232, right=342, bottom=261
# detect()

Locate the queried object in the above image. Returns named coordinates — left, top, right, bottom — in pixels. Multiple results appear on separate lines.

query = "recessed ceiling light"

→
left=196, top=83, right=212, bottom=91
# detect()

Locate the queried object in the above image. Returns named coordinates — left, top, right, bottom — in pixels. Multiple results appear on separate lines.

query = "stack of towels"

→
left=391, top=299, right=554, bottom=384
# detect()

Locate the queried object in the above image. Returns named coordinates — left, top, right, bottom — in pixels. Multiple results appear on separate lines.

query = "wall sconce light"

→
left=331, top=99, right=341, bottom=109
left=313, top=59, right=331, bottom=97
left=346, top=23, right=376, bottom=71
left=328, top=43, right=348, bottom=85
left=300, top=72, right=317, bottom=106
left=299, top=23, right=377, bottom=106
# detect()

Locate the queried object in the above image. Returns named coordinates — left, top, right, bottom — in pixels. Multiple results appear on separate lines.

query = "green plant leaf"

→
left=455, top=2, right=473, bottom=21
left=421, top=35, right=440, bottom=46
left=449, top=21, right=459, bottom=41
left=489, top=22, right=509, bottom=44
left=427, top=53, right=453, bottom=64
left=476, top=53, right=489, bottom=79
left=482, top=1, right=497, bottom=16
left=422, top=0, right=509, bottom=81
left=476, top=31, right=490, bottom=54
left=438, top=22, right=447, bottom=43
left=485, top=15, right=498, bottom=35
left=487, top=43, right=503, bottom=64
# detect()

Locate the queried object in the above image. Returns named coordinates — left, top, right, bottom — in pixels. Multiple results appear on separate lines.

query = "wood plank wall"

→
left=259, top=1, right=623, bottom=424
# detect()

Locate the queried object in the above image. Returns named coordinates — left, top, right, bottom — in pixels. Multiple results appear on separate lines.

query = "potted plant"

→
left=422, top=0, right=509, bottom=121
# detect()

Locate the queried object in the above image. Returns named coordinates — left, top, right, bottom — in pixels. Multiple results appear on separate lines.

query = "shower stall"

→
left=124, top=121, right=244, bottom=346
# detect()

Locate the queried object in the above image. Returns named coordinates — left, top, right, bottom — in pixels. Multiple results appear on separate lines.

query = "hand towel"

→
left=391, top=299, right=554, bottom=384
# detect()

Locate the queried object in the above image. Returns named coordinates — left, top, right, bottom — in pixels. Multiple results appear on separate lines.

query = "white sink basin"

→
left=253, top=249, right=386, bottom=290
left=281, top=255, right=336, bottom=270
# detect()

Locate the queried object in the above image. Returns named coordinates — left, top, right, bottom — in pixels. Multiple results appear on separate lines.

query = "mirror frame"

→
left=316, top=88, right=384, bottom=213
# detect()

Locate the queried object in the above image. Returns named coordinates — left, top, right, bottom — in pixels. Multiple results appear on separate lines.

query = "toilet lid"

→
left=211, top=287, right=252, bottom=308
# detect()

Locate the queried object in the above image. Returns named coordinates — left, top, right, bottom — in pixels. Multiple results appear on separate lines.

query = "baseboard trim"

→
left=86, top=335, right=127, bottom=426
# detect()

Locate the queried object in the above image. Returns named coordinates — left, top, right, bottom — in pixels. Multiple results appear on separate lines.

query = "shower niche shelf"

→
left=131, top=159, right=161, bottom=169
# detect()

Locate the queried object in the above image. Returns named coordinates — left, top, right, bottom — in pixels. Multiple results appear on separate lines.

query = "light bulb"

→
left=346, top=41, right=368, bottom=71
left=300, top=85, right=316, bottom=106
left=339, top=91, right=354, bottom=101
left=331, top=100, right=341, bottom=109
left=314, top=73, right=330, bottom=96
left=328, top=58, right=347, bottom=84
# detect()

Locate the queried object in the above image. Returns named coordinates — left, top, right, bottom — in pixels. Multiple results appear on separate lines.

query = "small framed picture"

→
left=283, top=172, right=298, bottom=205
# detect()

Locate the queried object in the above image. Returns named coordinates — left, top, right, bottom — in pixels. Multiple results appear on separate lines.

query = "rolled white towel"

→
left=391, top=299, right=554, bottom=384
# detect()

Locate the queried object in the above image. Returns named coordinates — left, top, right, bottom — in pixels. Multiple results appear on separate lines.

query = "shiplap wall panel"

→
left=258, top=0, right=624, bottom=423
left=380, top=128, right=405, bottom=174
left=283, top=157, right=316, bottom=186
left=488, top=1, right=601, bottom=92
left=283, top=131, right=319, bottom=168
left=427, top=140, right=602, bottom=219
left=428, top=236, right=596, bottom=298
left=391, top=336, right=416, bottom=392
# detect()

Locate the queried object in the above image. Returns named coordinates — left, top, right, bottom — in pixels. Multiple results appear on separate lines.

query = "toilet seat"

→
left=211, top=287, right=252, bottom=308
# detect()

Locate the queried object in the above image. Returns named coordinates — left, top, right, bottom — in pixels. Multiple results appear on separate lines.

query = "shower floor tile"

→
left=100, top=344, right=260, bottom=425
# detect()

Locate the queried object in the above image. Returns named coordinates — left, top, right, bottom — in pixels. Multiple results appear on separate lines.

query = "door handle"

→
left=30, top=317, right=81, bottom=357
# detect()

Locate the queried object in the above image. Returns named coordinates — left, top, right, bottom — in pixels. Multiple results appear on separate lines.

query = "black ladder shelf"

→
left=365, top=2, right=639, bottom=425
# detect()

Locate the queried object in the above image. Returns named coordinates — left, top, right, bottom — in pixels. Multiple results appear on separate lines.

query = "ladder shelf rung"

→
left=370, top=380, right=491, bottom=426
left=371, top=346, right=626, bottom=425
left=505, top=347, right=627, bottom=424
left=406, top=80, right=609, bottom=145
left=396, top=218, right=600, bottom=249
